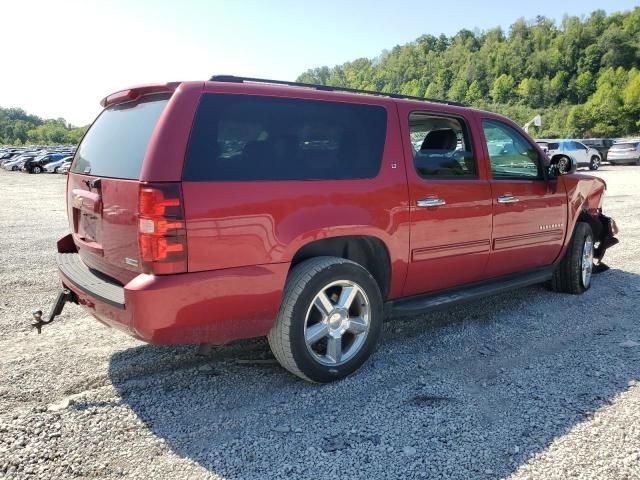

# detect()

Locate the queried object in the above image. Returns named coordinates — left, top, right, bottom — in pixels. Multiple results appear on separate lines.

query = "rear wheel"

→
left=268, top=256, right=383, bottom=383
left=549, top=222, right=594, bottom=294
left=589, top=156, right=600, bottom=170
left=32, top=166, right=42, bottom=174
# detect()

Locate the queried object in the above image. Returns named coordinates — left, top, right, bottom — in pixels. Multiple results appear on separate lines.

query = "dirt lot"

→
left=1, top=166, right=639, bottom=480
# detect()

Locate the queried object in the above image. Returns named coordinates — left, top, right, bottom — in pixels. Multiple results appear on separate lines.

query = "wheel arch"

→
left=290, top=235, right=392, bottom=300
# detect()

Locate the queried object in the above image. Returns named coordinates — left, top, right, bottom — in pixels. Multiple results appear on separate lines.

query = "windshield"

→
left=71, top=94, right=170, bottom=179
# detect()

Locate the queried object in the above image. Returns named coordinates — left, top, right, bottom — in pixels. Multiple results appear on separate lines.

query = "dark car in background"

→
left=2, top=153, right=38, bottom=171
left=581, top=138, right=615, bottom=162
left=23, top=153, right=67, bottom=173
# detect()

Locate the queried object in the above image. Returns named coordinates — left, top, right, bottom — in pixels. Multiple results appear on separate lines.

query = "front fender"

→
left=556, top=174, right=617, bottom=263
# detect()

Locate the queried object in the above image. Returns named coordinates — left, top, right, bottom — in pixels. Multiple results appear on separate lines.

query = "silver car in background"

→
left=44, top=156, right=73, bottom=173
left=608, top=141, right=640, bottom=166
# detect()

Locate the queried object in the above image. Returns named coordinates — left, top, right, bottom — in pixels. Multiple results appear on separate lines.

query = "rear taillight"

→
left=138, top=183, right=187, bottom=274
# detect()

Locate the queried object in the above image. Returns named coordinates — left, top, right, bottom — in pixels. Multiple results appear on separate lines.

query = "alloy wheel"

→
left=303, top=280, right=370, bottom=366
left=581, top=237, right=594, bottom=288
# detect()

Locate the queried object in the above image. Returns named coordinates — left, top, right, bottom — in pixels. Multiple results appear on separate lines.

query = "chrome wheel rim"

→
left=582, top=237, right=594, bottom=287
left=592, top=157, right=600, bottom=169
left=304, top=280, right=370, bottom=366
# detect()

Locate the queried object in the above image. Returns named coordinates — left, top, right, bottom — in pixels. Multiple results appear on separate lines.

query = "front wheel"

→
left=268, top=257, right=383, bottom=383
left=549, top=222, right=594, bottom=294
left=32, top=166, right=42, bottom=174
left=589, top=156, right=600, bottom=171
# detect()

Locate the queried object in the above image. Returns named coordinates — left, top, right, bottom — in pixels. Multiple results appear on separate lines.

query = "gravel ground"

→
left=0, top=166, right=639, bottom=480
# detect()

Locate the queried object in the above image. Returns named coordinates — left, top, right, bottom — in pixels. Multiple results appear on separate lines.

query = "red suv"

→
left=45, top=76, right=618, bottom=382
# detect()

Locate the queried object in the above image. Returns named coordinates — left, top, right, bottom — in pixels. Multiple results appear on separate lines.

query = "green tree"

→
left=448, top=79, right=468, bottom=102
left=490, top=74, right=515, bottom=103
left=465, top=80, right=484, bottom=105
left=574, top=71, right=595, bottom=102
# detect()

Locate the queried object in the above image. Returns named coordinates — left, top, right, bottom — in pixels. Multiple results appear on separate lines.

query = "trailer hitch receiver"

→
left=32, top=288, right=76, bottom=333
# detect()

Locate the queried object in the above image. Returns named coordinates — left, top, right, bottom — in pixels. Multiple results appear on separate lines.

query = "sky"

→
left=1, top=0, right=637, bottom=126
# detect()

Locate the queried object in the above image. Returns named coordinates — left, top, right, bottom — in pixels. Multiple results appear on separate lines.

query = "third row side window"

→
left=184, top=94, right=387, bottom=182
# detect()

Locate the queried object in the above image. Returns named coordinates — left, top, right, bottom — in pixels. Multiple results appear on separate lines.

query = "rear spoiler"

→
left=100, top=82, right=181, bottom=108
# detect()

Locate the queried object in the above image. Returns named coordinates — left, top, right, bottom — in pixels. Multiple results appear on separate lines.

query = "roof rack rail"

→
left=209, top=75, right=465, bottom=107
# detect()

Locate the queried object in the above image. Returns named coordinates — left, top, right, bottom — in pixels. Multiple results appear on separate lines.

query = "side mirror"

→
left=548, top=154, right=577, bottom=177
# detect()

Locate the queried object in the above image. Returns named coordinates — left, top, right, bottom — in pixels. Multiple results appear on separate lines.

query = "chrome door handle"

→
left=417, top=197, right=446, bottom=207
left=497, top=195, right=520, bottom=204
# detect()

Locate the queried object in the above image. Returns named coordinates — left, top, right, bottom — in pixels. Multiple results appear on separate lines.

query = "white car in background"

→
left=57, top=161, right=71, bottom=174
left=44, top=156, right=73, bottom=173
left=537, top=140, right=602, bottom=171
left=607, top=141, right=640, bottom=166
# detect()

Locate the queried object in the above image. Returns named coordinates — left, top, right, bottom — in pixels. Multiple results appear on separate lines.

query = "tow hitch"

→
left=32, top=288, right=76, bottom=333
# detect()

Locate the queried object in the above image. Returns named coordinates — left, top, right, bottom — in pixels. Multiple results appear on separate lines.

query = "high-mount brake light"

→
left=100, top=82, right=181, bottom=107
left=100, top=90, right=139, bottom=107
left=138, top=183, right=187, bottom=274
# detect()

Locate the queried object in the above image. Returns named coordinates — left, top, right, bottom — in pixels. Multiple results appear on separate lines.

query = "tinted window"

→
left=409, top=113, right=476, bottom=178
left=482, top=120, right=542, bottom=179
left=611, top=143, right=638, bottom=149
left=71, top=94, right=169, bottom=179
left=184, top=94, right=387, bottom=181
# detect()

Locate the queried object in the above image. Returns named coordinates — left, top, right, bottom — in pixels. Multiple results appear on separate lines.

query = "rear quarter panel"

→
left=140, top=81, right=204, bottom=182
left=182, top=86, right=411, bottom=299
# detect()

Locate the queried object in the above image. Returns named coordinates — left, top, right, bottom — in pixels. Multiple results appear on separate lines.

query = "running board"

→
left=387, top=267, right=553, bottom=318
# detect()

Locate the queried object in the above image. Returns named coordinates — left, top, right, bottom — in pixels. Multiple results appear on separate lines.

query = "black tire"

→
left=549, top=222, right=594, bottom=294
left=268, top=256, right=383, bottom=383
left=589, top=156, right=600, bottom=171
left=32, top=166, right=42, bottom=174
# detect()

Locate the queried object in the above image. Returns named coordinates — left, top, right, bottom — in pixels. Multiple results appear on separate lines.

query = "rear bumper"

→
left=608, top=156, right=639, bottom=164
left=56, top=246, right=288, bottom=345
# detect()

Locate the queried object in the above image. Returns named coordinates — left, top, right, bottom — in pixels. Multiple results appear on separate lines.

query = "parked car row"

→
left=535, top=138, right=640, bottom=170
left=0, top=146, right=75, bottom=174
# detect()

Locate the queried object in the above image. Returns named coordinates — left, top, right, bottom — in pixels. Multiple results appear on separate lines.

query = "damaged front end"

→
left=593, top=212, right=619, bottom=267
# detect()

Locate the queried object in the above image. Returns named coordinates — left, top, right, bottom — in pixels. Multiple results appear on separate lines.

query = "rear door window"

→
left=71, top=94, right=170, bottom=179
left=408, top=112, right=476, bottom=178
left=184, top=94, right=387, bottom=181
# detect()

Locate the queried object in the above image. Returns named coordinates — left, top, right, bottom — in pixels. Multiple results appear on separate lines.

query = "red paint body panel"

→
left=140, top=82, right=203, bottom=182
left=182, top=88, right=411, bottom=299
left=59, top=261, right=289, bottom=344
left=57, top=80, right=616, bottom=346
left=67, top=174, right=141, bottom=285
left=475, top=112, right=568, bottom=277
left=486, top=179, right=567, bottom=277
left=396, top=102, right=493, bottom=295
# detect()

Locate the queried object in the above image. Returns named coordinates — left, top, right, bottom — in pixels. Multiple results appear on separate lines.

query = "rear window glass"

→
left=184, top=94, right=387, bottom=181
left=71, top=94, right=169, bottom=179
left=611, top=143, right=637, bottom=149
